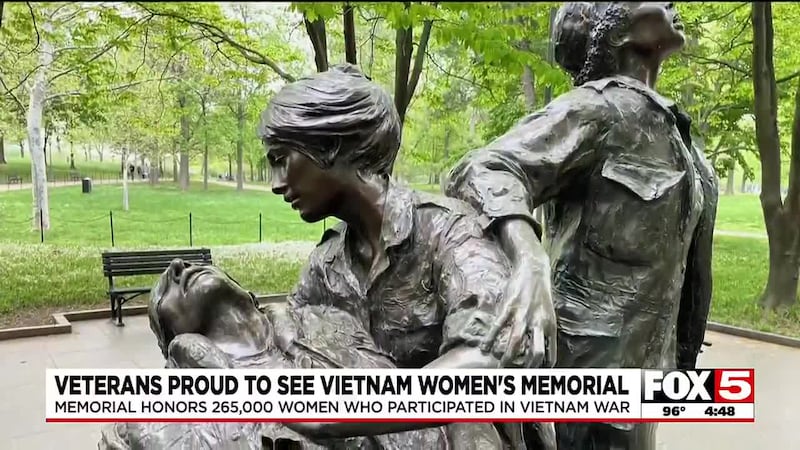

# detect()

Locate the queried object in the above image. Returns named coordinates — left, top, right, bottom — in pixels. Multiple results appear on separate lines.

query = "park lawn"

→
left=709, top=235, right=800, bottom=336
left=714, top=195, right=767, bottom=234
left=0, top=152, right=121, bottom=184
left=0, top=242, right=306, bottom=328
left=0, top=182, right=328, bottom=247
left=1, top=232, right=798, bottom=338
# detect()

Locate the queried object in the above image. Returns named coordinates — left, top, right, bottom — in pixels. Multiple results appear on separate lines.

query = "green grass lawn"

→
left=1, top=179, right=795, bottom=338
left=0, top=242, right=306, bottom=326
left=710, top=236, right=799, bottom=336
left=1, top=151, right=121, bottom=184
left=0, top=182, right=327, bottom=247
left=714, top=195, right=767, bottom=233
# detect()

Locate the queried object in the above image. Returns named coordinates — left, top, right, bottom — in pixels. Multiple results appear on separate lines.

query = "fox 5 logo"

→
left=642, top=369, right=754, bottom=403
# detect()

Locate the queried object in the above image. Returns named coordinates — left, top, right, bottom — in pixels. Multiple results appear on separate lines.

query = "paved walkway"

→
left=0, top=317, right=796, bottom=449
left=1, top=178, right=130, bottom=193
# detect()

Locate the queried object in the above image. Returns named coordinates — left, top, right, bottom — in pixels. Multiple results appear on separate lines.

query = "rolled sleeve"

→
left=444, top=88, right=610, bottom=231
left=435, top=215, right=513, bottom=356
left=286, top=252, right=329, bottom=311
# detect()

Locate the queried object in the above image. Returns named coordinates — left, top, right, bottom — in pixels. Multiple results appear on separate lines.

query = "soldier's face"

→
left=152, top=259, right=253, bottom=348
left=268, top=146, right=342, bottom=223
left=623, top=2, right=686, bottom=57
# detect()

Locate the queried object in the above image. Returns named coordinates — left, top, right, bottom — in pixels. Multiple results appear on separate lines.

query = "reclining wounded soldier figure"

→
left=100, top=259, right=485, bottom=449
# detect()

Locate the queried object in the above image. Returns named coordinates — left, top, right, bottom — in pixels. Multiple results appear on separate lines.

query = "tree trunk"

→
left=752, top=2, right=800, bottom=309
left=760, top=221, right=800, bottom=308
left=172, top=153, right=178, bottom=182
left=203, top=143, right=209, bottom=191
left=27, top=23, right=54, bottom=231
left=726, top=165, right=735, bottom=195
left=43, top=131, right=49, bottom=173
left=343, top=3, right=357, bottom=65
left=304, top=15, right=328, bottom=72
left=236, top=101, right=245, bottom=191
left=741, top=169, right=748, bottom=193
left=121, top=150, right=129, bottom=211
left=69, top=139, right=74, bottom=167
left=522, top=66, right=536, bottom=111
left=249, top=158, right=254, bottom=182
left=150, top=146, right=160, bottom=185
left=439, top=128, right=451, bottom=185
left=178, top=94, right=190, bottom=191
left=19, top=140, right=23, bottom=158
left=392, top=2, right=432, bottom=128
left=0, top=133, right=6, bottom=164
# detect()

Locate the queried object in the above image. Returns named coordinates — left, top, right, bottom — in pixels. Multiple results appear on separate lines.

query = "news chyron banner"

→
left=45, top=368, right=754, bottom=423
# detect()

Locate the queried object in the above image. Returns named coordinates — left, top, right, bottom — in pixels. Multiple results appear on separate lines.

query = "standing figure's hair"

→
left=552, top=2, right=633, bottom=86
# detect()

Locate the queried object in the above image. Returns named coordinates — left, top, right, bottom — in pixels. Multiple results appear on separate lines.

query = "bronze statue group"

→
left=100, top=3, right=718, bottom=450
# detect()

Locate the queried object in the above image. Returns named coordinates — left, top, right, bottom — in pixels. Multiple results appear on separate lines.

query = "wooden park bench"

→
left=101, top=248, right=212, bottom=326
left=70, top=171, right=81, bottom=182
left=8, top=175, right=22, bottom=185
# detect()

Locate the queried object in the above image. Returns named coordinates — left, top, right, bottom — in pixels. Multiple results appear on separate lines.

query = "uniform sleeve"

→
left=434, top=213, right=518, bottom=361
left=677, top=148, right=719, bottom=369
left=444, top=88, right=611, bottom=232
left=286, top=251, right=330, bottom=311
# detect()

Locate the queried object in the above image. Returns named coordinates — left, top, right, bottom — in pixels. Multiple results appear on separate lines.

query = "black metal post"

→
left=39, top=208, right=44, bottom=243
left=259, top=213, right=262, bottom=243
left=109, top=210, right=115, bottom=247
left=189, top=212, right=193, bottom=247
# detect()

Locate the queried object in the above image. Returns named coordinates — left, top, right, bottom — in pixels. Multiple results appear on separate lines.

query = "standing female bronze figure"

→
left=444, top=2, right=719, bottom=449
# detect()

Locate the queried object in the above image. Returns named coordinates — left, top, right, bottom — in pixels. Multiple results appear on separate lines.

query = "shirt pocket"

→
left=554, top=271, right=630, bottom=338
left=585, top=153, right=686, bottom=265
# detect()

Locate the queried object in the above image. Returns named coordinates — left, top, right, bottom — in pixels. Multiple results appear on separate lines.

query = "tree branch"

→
left=0, top=63, right=41, bottom=97
left=685, top=53, right=749, bottom=75
left=690, top=3, right=748, bottom=27
left=406, top=19, right=433, bottom=108
left=45, top=77, right=175, bottom=103
left=394, top=25, right=412, bottom=123
left=0, top=74, right=25, bottom=113
left=22, top=2, right=40, bottom=57
left=786, top=79, right=800, bottom=215
left=425, top=50, right=495, bottom=101
left=133, top=2, right=296, bottom=82
left=48, top=14, right=153, bottom=84
left=778, top=70, right=800, bottom=85
left=706, top=145, right=749, bottom=159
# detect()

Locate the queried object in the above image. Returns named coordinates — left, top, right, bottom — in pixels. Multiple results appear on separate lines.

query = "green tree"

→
left=0, top=2, right=153, bottom=230
left=751, top=1, right=800, bottom=309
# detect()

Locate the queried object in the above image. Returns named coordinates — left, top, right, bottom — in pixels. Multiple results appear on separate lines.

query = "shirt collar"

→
left=584, top=75, right=677, bottom=117
left=583, top=75, right=694, bottom=147
left=322, top=178, right=416, bottom=264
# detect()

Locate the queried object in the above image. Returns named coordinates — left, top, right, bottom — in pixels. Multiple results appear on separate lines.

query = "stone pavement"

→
left=0, top=316, right=796, bottom=449
left=0, top=316, right=163, bottom=449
